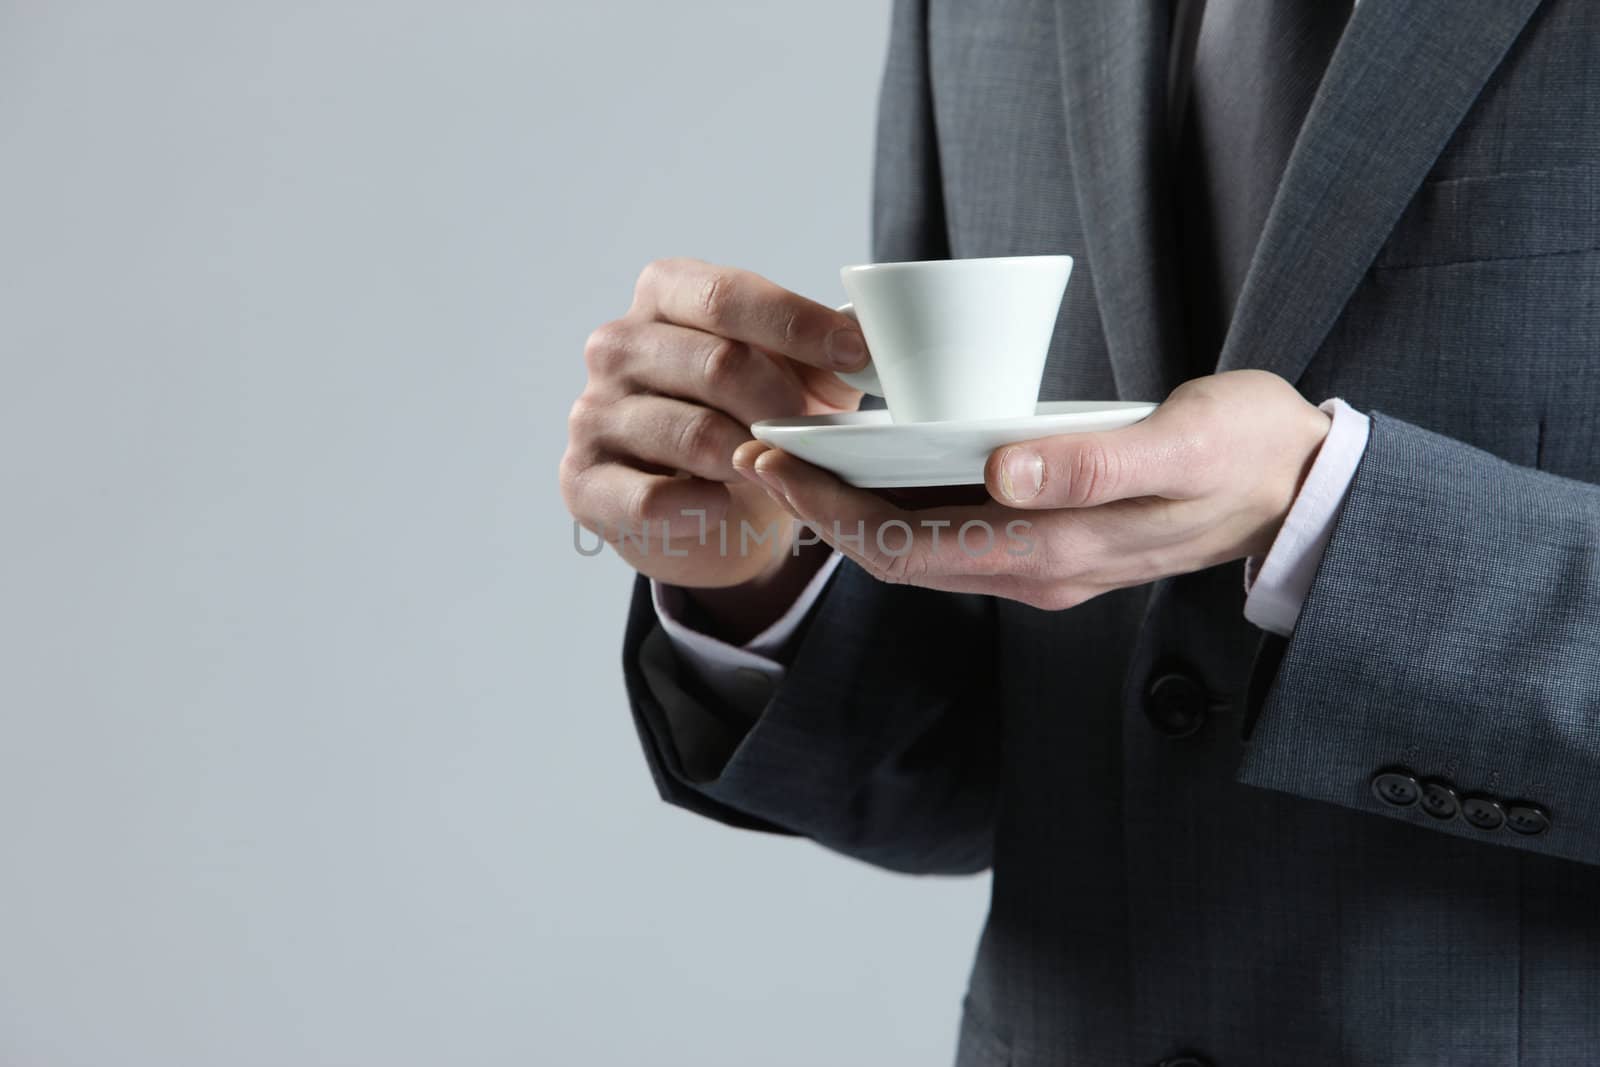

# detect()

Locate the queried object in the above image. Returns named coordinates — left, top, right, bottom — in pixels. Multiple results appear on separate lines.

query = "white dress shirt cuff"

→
left=651, top=551, right=845, bottom=712
left=1243, top=398, right=1372, bottom=636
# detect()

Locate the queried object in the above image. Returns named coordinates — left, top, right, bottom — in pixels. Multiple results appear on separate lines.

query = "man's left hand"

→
left=734, top=370, right=1333, bottom=611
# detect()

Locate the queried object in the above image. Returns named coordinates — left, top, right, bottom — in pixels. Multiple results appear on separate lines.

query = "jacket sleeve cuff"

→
left=1238, top=412, right=1600, bottom=866
left=650, top=552, right=844, bottom=713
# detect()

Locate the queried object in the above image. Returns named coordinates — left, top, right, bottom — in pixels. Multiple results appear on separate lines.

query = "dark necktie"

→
left=1172, top=0, right=1354, bottom=370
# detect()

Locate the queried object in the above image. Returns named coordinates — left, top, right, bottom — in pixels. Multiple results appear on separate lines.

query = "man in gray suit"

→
left=560, top=0, right=1600, bottom=1063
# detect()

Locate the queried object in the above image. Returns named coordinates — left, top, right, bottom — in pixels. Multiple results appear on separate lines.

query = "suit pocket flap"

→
left=1376, top=164, right=1600, bottom=269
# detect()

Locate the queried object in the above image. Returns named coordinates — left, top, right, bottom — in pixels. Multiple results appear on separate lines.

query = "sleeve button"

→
left=1418, top=779, right=1460, bottom=820
left=1461, top=794, right=1506, bottom=831
left=1505, top=802, right=1551, bottom=836
left=1370, top=767, right=1420, bottom=808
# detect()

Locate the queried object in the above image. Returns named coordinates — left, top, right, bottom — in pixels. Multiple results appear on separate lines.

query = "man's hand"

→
left=560, top=258, right=868, bottom=638
left=733, top=370, right=1333, bottom=611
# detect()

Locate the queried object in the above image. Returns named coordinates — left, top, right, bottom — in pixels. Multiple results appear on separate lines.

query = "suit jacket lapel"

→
left=1216, top=0, right=1545, bottom=382
left=1055, top=0, right=1187, bottom=402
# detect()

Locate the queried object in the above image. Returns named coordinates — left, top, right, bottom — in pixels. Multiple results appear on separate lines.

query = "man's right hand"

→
left=560, top=258, right=866, bottom=635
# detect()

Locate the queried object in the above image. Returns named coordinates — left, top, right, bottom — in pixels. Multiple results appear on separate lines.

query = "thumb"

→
left=985, top=415, right=1191, bottom=509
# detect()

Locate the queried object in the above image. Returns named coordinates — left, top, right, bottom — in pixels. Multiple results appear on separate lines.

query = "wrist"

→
left=1242, top=398, right=1371, bottom=634
left=1247, top=403, right=1335, bottom=558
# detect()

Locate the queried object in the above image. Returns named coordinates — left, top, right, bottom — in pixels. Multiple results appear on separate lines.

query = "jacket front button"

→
left=1370, top=767, right=1420, bottom=808
left=1462, top=794, right=1506, bottom=831
left=1144, top=671, right=1208, bottom=738
left=1505, top=802, right=1551, bottom=836
left=1156, top=1055, right=1213, bottom=1067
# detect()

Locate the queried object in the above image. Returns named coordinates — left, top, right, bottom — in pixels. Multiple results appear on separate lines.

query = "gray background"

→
left=0, top=1, right=989, bottom=1064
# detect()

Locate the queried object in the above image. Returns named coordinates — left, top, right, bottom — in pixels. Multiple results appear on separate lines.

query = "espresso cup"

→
left=833, top=255, right=1073, bottom=423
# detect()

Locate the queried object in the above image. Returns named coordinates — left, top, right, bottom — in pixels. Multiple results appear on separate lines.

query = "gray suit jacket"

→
left=621, top=1, right=1600, bottom=1063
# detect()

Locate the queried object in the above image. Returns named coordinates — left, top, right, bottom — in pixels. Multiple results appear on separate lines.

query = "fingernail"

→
left=826, top=329, right=867, bottom=370
left=1000, top=448, right=1043, bottom=502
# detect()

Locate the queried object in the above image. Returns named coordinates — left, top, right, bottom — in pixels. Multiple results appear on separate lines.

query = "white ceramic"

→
left=752, top=400, right=1156, bottom=488
left=832, top=255, right=1073, bottom=423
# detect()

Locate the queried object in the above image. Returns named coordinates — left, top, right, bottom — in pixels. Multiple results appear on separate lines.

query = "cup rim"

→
left=841, top=254, right=1072, bottom=275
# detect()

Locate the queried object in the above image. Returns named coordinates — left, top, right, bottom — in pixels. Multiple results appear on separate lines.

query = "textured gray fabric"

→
left=619, top=0, right=1600, bottom=1063
left=1183, top=0, right=1352, bottom=327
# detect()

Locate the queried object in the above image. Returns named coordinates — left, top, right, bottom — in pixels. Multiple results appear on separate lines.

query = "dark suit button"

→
left=1418, top=778, right=1460, bottom=820
left=1461, top=794, right=1506, bottom=831
left=1505, top=802, right=1551, bottom=836
left=1156, top=1056, right=1213, bottom=1067
left=1370, top=767, right=1420, bottom=808
left=1145, top=672, right=1208, bottom=738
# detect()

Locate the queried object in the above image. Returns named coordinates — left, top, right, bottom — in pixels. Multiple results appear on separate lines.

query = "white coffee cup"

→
left=834, top=255, right=1073, bottom=423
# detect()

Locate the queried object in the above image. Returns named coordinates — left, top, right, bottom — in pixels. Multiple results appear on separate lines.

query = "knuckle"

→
left=1188, top=391, right=1226, bottom=433
left=1174, top=381, right=1226, bottom=429
left=627, top=479, right=668, bottom=526
left=1023, top=584, right=1082, bottom=612
left=877, top=544, right=926, bottom=586
left=582, top=320, right=629, bottom=377
left=1171, top=375, right=1220, bottom=403
left=1016, top=587, right=1051, bottom=611
left=1042, top=586, right=1082, bottom=612
left=1066, top=443, right=1119, bottom=505
left=699, top=337, right=745, bottom=393
left=635, top=257, right=674, bottom=301
left=566, top=394, right=604, bottom=439
left=872, top=549, right=904, bottom=583
left=696, top=269, right=730, bottom=322
left=675, top=406, right=723, bottom=465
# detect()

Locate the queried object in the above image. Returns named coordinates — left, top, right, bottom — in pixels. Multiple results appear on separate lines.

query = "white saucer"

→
left=751, top=401, right=1158, bottom=488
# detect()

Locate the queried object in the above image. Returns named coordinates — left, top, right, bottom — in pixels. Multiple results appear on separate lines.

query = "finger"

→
left=585, top=320, right=809, bottom=425
left=562, top=459, right=731, bottom=543
left=731, top=439, right=772, bottom=482
left=634, top=258, right=868, bottom=372
left=750, top=447, right=1015, bottom=582
left=574, top=393, right=752, bottom=483
left=984, top=411, right=1198, bottom=510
